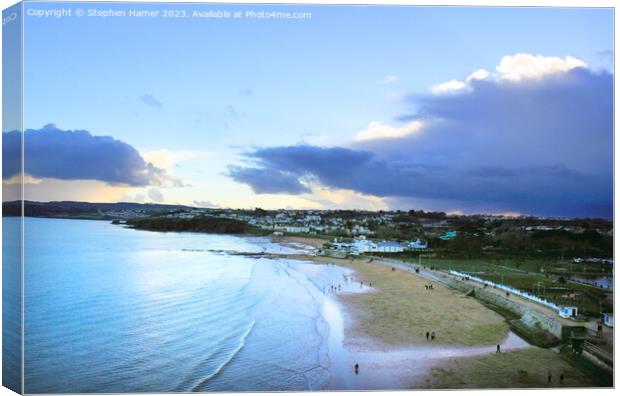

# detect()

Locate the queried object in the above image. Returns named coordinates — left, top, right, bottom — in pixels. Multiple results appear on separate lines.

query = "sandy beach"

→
left=274, top=235, right=594, bottom=389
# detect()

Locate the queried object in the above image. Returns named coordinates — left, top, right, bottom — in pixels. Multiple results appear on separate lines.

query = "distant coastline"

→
left=2, top=200, right=614, bottom=221
left=125, top=216, right=265, bottom=235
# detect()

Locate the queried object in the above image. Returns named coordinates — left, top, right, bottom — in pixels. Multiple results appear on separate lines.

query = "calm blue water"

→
left=2, top=216, right=22, bottom=393
left=22, top=217, right=352, bottom=393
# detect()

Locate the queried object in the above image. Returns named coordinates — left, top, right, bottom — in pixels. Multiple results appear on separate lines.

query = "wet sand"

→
left=321, top=279, right=529, bottom=390
left=261, top=236, right=600, bottom=389
left=271, top=239, right=533, bottom=389
left=334, top=332, right=529, bottom=390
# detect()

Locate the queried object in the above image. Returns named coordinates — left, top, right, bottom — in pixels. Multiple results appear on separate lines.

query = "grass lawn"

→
left=420, top=257, right=535, bottom=275
left=416, top=257, right=611, bottom=315
left=319, top=257, right=510, bottom=347
left=425, top=347, right=595, bottom=389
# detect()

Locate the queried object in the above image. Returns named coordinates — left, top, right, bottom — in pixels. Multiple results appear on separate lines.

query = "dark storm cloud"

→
left=227, top=68, right=613, bottom=218
left=228, top=166, right=310, bottom=194
left=2, top=124, right=176, bottom=187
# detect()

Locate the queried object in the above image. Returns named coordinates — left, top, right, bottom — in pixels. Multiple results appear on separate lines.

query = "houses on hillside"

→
left=573, top=257, right=614, bottom=265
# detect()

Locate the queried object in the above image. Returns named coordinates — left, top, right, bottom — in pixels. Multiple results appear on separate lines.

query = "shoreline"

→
left=266, top=236, right=519, bottom=388
left=268, top=235, right=599, bottom=389
left=314, top=259, right=530, bottom=389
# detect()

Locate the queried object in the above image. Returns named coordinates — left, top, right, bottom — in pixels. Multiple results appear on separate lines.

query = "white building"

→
left=304, top=215, right=322, bottom=222
left=351, top=225, right=373, bottom=235
left=376, top=241, right=405, bottom=253
left=350, top=237, right=377, bottom=254
left=284, top=226, right=310, bottom=233
left=408, top=239, right=428, bottom=249
left=559, top=306, right=578, bottom=319
left=348, top=237, right=406, bottom=254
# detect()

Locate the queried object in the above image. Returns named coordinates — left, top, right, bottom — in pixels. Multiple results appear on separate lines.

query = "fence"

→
left=449, top=270, right=561, bottom=313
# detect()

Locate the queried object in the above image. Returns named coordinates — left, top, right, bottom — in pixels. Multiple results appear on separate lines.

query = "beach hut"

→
left=602, top=313, right=614, bottom=328
left=559, top=306, right=578, bottom=318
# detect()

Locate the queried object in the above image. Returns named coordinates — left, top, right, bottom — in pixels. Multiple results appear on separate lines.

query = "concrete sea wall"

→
left=439, top=275, right=579, bottom=341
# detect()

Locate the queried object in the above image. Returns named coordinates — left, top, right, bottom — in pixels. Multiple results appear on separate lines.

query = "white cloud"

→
left=431, top=53, right=588, bottom=95
left=141, top=149, right=214, bottom=169
left=2, top=174, right=43, bottom=185
left=465, top=68, right=491, bottom=83
left=377, top=75, right=398, bottom=84
left=430, top=79, right=469, bottom=95
left=123, top=192, right=146, bottom=203
left=22, top=179, right=133, bottom=203
left=305, top=186, right=389, bottom=211
left=496, top=53, right=587, bottom=81
left=355, top=120, right=425, bottom=142
left=193, top=200, right=220, bottom=208
left=147, top=187, right=164, bottom=203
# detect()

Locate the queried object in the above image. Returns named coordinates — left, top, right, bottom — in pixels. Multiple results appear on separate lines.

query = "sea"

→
left=6, top=217, right=360, bottom=393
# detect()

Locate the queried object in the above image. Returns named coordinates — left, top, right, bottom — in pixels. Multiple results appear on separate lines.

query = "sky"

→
left=2, top=2, right=614, bottom=218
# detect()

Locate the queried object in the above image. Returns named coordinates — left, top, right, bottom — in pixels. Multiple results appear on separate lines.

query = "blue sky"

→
left=7, top=2, right=614, bottom=217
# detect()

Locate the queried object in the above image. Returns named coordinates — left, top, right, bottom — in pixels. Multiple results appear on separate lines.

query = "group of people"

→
left=334, top=275, right=375, bottom=292
left=323, top=275, right=376, bottom=294
left=358, top=280, right=372, bottom=288
left=424, top=284, right=435, bottom=290
left=323, top=284, right=342, bottom=294
left=425, top=330, right=437, bottom=340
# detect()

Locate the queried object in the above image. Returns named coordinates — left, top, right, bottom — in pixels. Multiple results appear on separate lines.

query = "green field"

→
left=407, top=257, right=613, bottom=317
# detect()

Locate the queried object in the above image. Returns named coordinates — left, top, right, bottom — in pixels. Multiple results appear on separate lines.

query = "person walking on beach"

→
left=431, top=331, right=436, bottom=340
left=559, top=373, right=564, bottom=385
left=547, top=370, right=552, bottom=383
left=354, top=363, right=359, bottom=374
left=426, top=331, right=430, bottom=340
left=496, top=344, right=501, bottom=354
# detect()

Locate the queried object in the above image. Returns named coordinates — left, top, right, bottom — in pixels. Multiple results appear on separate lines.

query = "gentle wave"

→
left=189, top=320, right=256, bottom=392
